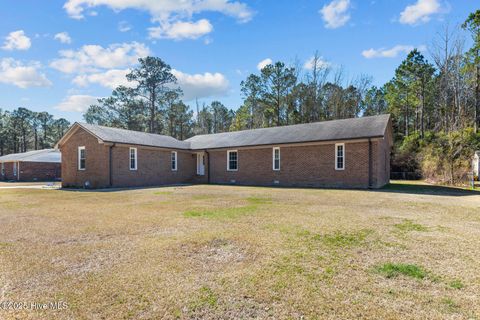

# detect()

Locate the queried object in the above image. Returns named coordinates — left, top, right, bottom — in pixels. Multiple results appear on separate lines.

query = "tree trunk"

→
left=34, top=129, right=38, bottom=150
left=475, top=63, right=480, bottom=133
left=421, top=79, right=425, bottom=138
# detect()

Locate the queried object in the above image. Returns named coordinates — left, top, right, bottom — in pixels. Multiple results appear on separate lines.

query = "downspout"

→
left=368, top=139, right=373, bottom=189
left=109, top=143, right=115, bottom=187
left=17, top=162, right=20, bottom=181
left=205, top=150, right=210, bottom=184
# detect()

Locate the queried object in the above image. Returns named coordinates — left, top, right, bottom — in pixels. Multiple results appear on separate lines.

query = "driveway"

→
left=0, top=181, right=60, bottom=189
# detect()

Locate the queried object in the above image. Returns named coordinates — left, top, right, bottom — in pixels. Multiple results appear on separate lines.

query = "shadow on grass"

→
left=378, top=182, right=480, bottom=197
left=58, top=181, right=480, bottom=197
left=59, top=184, right=192, bottom=193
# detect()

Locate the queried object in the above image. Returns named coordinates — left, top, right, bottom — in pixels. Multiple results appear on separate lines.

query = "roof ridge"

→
left=78, top=122, right=181, bottom=140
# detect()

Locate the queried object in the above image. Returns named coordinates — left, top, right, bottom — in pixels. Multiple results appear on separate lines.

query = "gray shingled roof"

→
left=78, top=122, right=191, bottom=149
left=71, top=115, right=390, bottom=150
left=0, top=149, right=61, bottom=163
left=186, top=114, right=391, bottom=150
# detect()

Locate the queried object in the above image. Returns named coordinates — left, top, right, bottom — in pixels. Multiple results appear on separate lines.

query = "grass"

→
left=374, top=263, right=427, bottom=279
left=190, top=286, right=218, bottom=311
left=313, top=229, right=372, bottom=248
left=449, top=279, right=464, bottom=289
left=183, top=196, right=271, bottom=218
left=394, top=219, right=429, bottom=232
left=0, top=181, right=479, bottom=319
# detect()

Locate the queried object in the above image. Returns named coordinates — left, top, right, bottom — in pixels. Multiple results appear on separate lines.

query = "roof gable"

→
left=57, top=122, right=191, bottom=150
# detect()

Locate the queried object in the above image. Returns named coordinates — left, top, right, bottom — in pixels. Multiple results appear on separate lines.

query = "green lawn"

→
left=0, top=181, right=479, bottom=319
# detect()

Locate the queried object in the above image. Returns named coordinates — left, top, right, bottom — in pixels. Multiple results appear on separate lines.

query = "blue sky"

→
left=0, top=0, right=477, bottom=122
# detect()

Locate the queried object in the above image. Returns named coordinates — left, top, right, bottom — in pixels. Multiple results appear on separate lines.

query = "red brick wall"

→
left=60, top=126, right=390, bottom=189
left=110, top=146, right=196, bottom=187
left=60, top=127, right=110, bottom=188
left=17, top=162, right=60, bottom=181
left=208, top=140, right=389, bottom=188
left=1, top=162, right=16, bottom=181
left=60, top=127, right=200, bottom=188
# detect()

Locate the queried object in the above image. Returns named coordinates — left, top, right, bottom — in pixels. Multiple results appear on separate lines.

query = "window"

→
left=227, top=150, right=238, bottom=171
left=273, top=147, right=280, bottom=171
left=171, top=151, right=177, bottom=171
left=13, top=162, right=17, bottom=176
left=129, top=147, right=137, bottom=170
left=335, top=143, right=345, bottom=170
left=78, top=146, right=86, bottom=170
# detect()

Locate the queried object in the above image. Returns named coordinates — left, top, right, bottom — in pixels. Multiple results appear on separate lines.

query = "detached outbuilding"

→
left=0, top=149, right=61, bottom=182
left=57, top=114, right=393, bottom=189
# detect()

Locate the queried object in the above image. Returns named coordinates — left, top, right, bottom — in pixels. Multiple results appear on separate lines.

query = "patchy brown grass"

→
left=0, top=181, right=479, bottom=319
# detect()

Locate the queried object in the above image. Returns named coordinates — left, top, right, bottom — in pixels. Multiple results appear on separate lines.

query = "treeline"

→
left=0, top=108, right=70, bottom=156
left=84, top=57, right=237, bottom=139
left=84, top=55, right=377, bottom=138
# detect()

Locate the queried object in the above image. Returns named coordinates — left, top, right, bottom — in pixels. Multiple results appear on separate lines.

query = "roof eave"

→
left=189, top=135, right=386, bottom=151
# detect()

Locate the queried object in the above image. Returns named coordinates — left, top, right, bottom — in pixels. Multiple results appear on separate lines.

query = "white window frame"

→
left=78, top=146, right=86, bottom=171
left=129, top=147, right=137, bottom=171
left=227, top=150, right=238, bottom=171
left=13, top=162, right=17, bottom=176
left=335, top=143, right=345, bottom=171
left=171, top=151, right=177, bottom=171
left=272, top=147, right=280, bottom=171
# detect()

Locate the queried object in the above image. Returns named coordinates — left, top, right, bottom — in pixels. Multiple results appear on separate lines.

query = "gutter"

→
left=368, top=138, right=373, bottom=189
left=205, top=150, right=210, bottom=184
left=109, top=143, right=115, bottom=187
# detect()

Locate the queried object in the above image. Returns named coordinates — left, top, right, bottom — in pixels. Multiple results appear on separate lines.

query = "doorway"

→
left=196, top=153, right=205, bottom=175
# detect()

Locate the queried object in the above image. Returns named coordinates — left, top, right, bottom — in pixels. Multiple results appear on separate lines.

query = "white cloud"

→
left=50, top=42, right=150, bottom=73
left=149, top=19, right=213, bottom=40
left=63, top=0, right=253, bottom=22
left=257, top=58, right=272, bottom=70
left=73, top=68, right=133, bottom=89
left=54, top=95, right=100, bottom=112
left=320, top=0, right=351, bottom=29
left=0, top=58, right=51, bottom=88
left=303, top=56, right=330, bottom=70
left=63, top=0, right=252, bottom=41
left=71, top=66, right=229, bottom=102
left=362, top=44, right=426, bottom=59
left=54, top=32, right=72, bottom=44
left=399, top=0, right=442, bottom=25
left=172, top=70, right=229, bottom=101
left=118, top=21, right=132, bottom=32
left=2, top=30, right=31, bottom=51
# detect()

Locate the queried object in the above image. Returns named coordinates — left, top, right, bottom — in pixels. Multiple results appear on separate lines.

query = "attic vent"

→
left=230, top=179, right=236, bottom=184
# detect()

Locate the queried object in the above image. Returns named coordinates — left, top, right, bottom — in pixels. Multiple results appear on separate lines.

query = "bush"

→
left=392, top=128, right=480, bottom=186
left=419, top=129, right=479, bottom=185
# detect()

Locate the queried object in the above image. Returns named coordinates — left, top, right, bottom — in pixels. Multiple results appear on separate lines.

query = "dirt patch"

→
left=179, top=238, right=252, bottom=271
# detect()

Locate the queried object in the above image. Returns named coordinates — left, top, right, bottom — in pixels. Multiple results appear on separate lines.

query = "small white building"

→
left=474, top=151, right=480, bottom=178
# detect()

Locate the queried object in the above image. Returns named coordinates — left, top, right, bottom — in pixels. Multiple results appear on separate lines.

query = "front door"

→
left=196, top=153, right=205, bottom=175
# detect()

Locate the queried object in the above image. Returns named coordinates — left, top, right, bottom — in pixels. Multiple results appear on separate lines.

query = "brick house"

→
left=0, top=149, right=61, bottom=182
left=56, top=114, right=392, bottom=189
